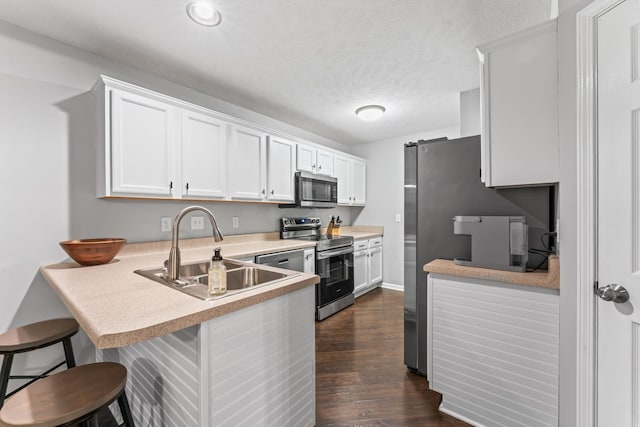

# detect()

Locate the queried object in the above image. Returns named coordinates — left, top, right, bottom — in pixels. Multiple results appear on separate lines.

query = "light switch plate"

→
left=191, top=216, right=204, bottom=230
left=232, top=217, right=239, bottom=228
left=395, top=214, right=402, bottom=223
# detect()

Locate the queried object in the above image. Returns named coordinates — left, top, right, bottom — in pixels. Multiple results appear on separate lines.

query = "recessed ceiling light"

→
left=186, top=2, right=222, bottom=27
left=355, top=105, right=386, bottom=121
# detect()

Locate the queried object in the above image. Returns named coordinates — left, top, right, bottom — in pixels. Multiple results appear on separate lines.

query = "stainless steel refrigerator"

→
left=403, top=135, right=551, bottom=375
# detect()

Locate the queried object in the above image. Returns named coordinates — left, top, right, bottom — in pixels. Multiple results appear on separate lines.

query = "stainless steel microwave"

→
left=280, top=171, right=338, bottom=208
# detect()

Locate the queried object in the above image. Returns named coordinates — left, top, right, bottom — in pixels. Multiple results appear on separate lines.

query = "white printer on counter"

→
left=453, top=215, right=528, bottom=272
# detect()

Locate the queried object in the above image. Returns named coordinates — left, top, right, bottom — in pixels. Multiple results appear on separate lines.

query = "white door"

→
left=597, top=1, right=640, bottom=425
left=316, top=149, right=334, bottom=176
left=180, top=110, right=227, bottom=199
left=303, top=248, right=315, bottom=274
left=111, top=89, right=176, bottom=196
left=228, top=125, right=266, bottom=200
left=369, top=247, right=383, bottom=285
left=352, top=160, right=367, bottom=205
left=266, top=136, right=296, bottom=202
left=333, top=155, right=352, bottom=205
left=353, top=249, right=369, bottom=296
left=296, top=144, right=316, bottom=173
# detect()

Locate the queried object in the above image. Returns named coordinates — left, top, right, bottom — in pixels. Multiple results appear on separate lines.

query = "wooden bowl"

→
left=59, top=238, right=127, bottom=266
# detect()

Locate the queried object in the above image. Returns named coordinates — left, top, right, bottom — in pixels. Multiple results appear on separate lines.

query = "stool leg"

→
left=0, top=353, right=14, bottom=409
left=117, top=390, right=136, bottom=427
left=62, top=337, right=76, bottom=368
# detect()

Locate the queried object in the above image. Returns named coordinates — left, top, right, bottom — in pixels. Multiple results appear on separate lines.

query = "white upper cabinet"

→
left=477, top=19, right=559, bottom=187
left=180, top=109, right=227, bottom=199
left=228, top=125, right=267, bottom=201
left=110, top=88, right=176, bottom=197
left=333, top=155, right=352, bottom=204
left=334, top=154, right=366, bottom=206
left=351, top=160, right=366, bottom=205
left=296, top=144, right=334, bottom=176
left=266, top=135, right=296, bottom=202
left=95, top=76, right=365, bottom=205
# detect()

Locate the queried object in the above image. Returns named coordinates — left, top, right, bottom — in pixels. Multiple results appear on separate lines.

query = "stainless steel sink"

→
left=135, top=259, right=300, bottom=301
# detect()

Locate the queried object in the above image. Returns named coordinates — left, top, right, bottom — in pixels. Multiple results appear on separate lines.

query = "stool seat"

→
left=0, top=319, right=79, bottom=354
left=0, top=362, right=128, bottom=427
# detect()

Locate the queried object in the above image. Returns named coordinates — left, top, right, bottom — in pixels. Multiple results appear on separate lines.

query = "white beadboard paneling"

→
left=206, top=286, right=315, bottom=427
left=100, top=325, right=200, bottom=427
left=428, top=274, right=559, bottom=427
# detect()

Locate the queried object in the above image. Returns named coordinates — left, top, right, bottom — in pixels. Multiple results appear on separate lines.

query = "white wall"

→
left=459, top=88, right=481, bottom=137
left=0, top=20, right=354, bottom=371
left=351, top=126, right=460, bottom=287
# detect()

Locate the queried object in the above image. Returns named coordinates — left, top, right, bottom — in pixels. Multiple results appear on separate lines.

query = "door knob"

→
left=597, top=283, right=630, bottom=303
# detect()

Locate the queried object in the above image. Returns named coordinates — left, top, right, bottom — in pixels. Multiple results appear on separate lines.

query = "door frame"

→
left=576, top=0, right=627, bottom=426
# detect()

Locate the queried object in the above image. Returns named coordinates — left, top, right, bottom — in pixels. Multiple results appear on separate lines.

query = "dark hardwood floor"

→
left=315, top=288, right=469, bottom=427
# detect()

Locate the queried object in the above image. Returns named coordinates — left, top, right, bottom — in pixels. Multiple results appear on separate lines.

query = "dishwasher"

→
left=255, top=249, right=305, bottom=272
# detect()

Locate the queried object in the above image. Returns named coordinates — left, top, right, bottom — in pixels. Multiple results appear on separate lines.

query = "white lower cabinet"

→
left=303, top=248, right=315, bottom=274
left=354, top=237, right=383, bottom=298
left=427, top=274, right=559, bottom=427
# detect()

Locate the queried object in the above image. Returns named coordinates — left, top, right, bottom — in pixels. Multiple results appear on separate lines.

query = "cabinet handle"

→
left=185, top=182, right=189, bottom=192
left=270, top=190, right=274, bottom=195
left=169, top=181, right=173, bottom=194
left=312, top=164, right=316, bottom=170
left=318, top=165, right=322, bottom=171
left=262, top=189, right=266, bottom=195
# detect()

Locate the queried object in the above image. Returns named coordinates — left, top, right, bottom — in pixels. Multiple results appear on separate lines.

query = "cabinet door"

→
left=333, top=155, right=352, bottom=205
left=353, top=250, right=369, bottom=296
left=352, top=160, right=366, bottom=205
left=316, top=149, right=334, bottom=176
left=228, top=125, right=267, bottom=200
left=267, top=136, right=296, bottom=202
left=111, top=89, right=176, bottom=196
left=478, top=20, right=558, bottom=187
left=296, top=144, right=316, bottom=173
left=303, top=248, right=315, bottom=274
left=180, top=110, right=227, bottom=199
left=369, top=247, right=383, bottom=285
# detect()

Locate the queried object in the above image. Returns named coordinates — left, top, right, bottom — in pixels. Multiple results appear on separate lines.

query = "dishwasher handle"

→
left=255, top=249, right=305, bottom=266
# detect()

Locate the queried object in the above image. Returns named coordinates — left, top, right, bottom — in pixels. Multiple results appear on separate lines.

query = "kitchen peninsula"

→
left=41, top=233, right=320, bottom=427
left=424, top=257, right=560, bottom=427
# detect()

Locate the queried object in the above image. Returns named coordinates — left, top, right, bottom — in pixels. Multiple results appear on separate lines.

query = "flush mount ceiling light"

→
left=355, top=105, right=386, bottom=121
left=186, top=1, right=222, bottom=27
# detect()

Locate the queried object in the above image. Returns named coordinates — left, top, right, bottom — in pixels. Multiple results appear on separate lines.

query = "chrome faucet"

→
left=167, top=206, right=224, bottom=281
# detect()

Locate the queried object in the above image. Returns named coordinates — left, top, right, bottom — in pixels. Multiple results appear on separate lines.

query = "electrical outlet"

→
left=232, top=217, right=239, bottom=228
left=395, top=214, right=402, bottom=223
left=191, top=216, right=204, bottom=230
left=161, top=217, right=172, bottom=232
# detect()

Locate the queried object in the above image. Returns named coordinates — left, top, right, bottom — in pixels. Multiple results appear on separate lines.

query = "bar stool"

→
left=0, top=318, right=79, bottom=409
left=0, top=362, right=136, bottom=427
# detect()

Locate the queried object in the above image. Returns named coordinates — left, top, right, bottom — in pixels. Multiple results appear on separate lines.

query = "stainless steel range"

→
left=280, top=217, right=354, bottom=320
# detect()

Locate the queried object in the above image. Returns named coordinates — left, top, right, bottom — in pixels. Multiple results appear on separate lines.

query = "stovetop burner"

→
left=280, top=217, right=353, bottom=251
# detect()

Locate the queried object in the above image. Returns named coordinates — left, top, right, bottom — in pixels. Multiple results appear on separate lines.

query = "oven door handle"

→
left=316, top=246, right=354, bottom=260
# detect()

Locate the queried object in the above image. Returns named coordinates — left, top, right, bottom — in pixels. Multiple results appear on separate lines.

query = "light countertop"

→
left=333, top=225, right=384, bottom=240
left=41, top=234, right=319, bottom=349
left=424, top=255, right=559, bottom=289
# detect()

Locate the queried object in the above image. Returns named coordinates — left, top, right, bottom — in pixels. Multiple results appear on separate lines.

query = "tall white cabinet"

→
left=477, top=19, right=559, bottom=187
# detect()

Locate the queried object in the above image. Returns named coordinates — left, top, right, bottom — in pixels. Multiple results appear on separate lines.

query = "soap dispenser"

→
left=208, top=248, right=227, bottom=295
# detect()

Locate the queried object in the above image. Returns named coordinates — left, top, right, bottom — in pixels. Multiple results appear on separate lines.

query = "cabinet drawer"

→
left=354, top=240, right=368, bottom=250
left=368, top=237, right=382, bottom=249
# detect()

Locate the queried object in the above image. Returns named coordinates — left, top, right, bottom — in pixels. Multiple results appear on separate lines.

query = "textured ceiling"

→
left=0, top=0, right=552, bottom=144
